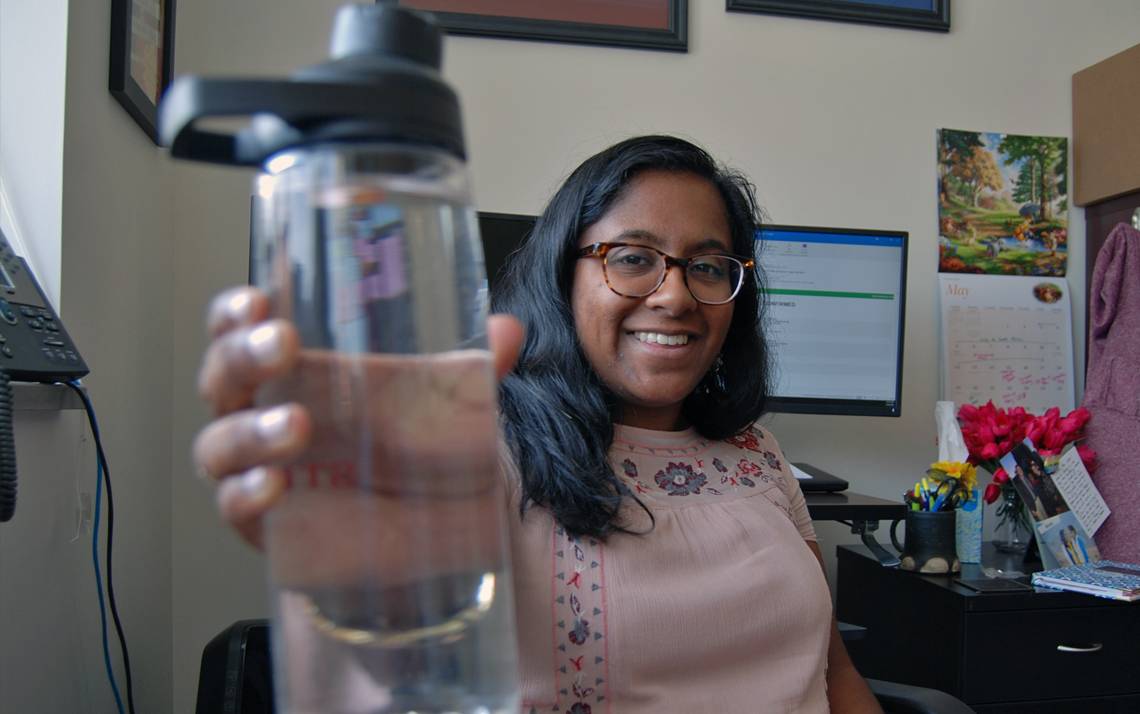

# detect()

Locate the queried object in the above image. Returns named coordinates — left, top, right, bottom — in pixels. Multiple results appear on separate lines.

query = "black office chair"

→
left=197, top=620, right=974, bottom=714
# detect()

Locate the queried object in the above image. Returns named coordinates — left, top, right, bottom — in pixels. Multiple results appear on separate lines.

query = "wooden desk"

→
left=802, top=490, right=907, bottom=522
left=837, top=543, right=1140, bottom=713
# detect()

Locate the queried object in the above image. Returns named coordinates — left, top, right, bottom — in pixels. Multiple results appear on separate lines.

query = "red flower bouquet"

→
left=958, top=403, right=1096, bottom=501
left=957, top=402, right=1097, bottom=549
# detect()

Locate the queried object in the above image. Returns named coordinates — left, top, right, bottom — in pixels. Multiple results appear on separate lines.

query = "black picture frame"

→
left=726, top=0, right=950, bottom=33
left=398, top=1, right=688, bottom=52
left=109, top=0, right=177, bottom=144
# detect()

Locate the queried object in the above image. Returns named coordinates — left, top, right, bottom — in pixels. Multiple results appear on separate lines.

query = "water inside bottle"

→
left=273, top=569, right=519, bottom=714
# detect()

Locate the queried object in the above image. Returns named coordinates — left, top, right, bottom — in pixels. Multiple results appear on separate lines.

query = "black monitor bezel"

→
left=477, top=211, right=535, bottom=292
left=757, top=224, right=908, bottom=418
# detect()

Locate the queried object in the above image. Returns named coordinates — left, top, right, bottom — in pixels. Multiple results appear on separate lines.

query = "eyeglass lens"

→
left=604, top=245, right=743, bottom=303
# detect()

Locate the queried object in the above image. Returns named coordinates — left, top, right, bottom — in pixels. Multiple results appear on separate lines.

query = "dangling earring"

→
left=712, top=355, right=727, bottom=393
left=702, top=355, right=727, bottom=396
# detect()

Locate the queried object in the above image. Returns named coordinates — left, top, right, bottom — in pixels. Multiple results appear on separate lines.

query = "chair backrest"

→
left=196, top=619, right=275, bottom=714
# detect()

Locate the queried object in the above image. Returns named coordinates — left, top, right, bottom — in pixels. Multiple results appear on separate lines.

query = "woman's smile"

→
left=631, top=331, right=691, bottom=346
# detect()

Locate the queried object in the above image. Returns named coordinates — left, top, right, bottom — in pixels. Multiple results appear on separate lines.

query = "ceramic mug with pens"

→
left=891, top=511, right=962, bottom=573
left=892, top=475, right=967, bottom=573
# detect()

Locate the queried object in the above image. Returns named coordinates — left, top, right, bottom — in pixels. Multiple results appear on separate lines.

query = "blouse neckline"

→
left=612, top=423, right=709, bottom=454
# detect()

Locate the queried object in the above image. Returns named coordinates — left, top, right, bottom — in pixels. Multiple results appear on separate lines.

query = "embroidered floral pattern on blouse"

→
left=725, top=427, right=764, bottom=452
left=609, top=425, right=792, bottom=505
left=621, top=459, right=638, bottom=478
left=763, top=450, right=782, bottom=470
left=616, top=458, right=654, bottom=495
left=545, top=526, right=608, bottom=713
left=654, top=462, right=708, bottom=496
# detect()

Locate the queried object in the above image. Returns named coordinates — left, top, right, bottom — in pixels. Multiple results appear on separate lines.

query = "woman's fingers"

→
left=198, top=319, right=301, bottom=414
left=194, top=403, right=312, bottom=482
left=487, top=314, right=524, bottom=380
left=215, top=467, right=289, bottom=550
left=207, top=286, right=270, bottom=338
left=196, top=404, right=311, bottom=552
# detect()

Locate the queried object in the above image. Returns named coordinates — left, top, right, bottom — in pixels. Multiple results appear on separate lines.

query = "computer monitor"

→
left=757, top=225, right=907, bottom=417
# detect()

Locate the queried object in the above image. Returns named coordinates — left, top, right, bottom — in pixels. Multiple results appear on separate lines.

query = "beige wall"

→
left=59, top=0, right=175, bottom=711
left=161, top=1, right=1140, bottom=711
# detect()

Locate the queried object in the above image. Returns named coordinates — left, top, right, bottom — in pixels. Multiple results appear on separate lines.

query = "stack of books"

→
left=1031, top=560, right=1140, bottom=602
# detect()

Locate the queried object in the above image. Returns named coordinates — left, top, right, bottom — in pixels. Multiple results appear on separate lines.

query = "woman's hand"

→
left=192, top=286, right=524, bottom=550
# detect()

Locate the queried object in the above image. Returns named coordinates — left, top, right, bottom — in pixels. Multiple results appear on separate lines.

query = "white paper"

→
left=935, top=400, right=969, bottom=462
left=1051, top=446, right=1111, bottom=535
left=790, top=464, right=810, bottom=481
left=939, top=274, right=1075, bottom=414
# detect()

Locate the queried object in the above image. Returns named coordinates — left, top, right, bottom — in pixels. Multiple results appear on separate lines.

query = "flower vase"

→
left=993, top=486, right=1031, bottom=553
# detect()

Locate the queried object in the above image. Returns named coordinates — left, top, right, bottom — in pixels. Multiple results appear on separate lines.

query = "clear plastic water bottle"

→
left=161, top=5, right=520, bottom=713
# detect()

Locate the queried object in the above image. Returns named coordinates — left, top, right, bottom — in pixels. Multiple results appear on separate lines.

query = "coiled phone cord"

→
left=0, top=369, right=15, bottom=522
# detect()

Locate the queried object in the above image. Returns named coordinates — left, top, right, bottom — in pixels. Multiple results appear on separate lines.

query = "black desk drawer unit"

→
left=836, top=544, right=1140, bottom=713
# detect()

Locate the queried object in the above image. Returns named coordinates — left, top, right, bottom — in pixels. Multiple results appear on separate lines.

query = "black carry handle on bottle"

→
left=159, top=1, right=465, bottom=168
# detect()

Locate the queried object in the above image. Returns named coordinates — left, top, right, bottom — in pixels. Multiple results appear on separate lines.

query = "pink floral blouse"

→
left=506, top=423, right=832, bottom=713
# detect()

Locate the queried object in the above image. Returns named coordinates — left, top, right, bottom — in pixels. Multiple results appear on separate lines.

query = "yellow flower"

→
left=958, top=462, right=978, bottom=493
left=930, top=460, right=968, bottom=479
left=926, top=461, right=978, bottom=502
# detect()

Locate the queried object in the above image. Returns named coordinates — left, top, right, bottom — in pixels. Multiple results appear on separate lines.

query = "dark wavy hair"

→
left=492, top=135, right=771, bottom=539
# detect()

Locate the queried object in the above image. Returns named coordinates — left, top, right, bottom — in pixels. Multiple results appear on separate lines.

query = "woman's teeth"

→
left=634, top=331, right=689, bottom=346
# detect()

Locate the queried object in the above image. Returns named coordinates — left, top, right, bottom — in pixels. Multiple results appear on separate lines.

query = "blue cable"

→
left=89, top=402, right=125, bottom=714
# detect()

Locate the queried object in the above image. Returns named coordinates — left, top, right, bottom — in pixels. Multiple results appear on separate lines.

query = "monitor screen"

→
left=757, top=225, right=907, bottom=417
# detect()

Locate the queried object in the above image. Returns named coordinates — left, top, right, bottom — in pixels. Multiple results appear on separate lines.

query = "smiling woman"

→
left=492, top=136, right=771, bottom=537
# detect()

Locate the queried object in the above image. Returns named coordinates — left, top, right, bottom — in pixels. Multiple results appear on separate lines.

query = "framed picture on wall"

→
left=397, top=0, right=688, bottom=52
left=726, top=0, right=950, bottom=33
left=109, top=0, right=177, bottom=144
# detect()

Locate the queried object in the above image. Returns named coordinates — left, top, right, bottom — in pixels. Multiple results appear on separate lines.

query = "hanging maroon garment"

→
left=1082, top=221, right=1140, bottom=562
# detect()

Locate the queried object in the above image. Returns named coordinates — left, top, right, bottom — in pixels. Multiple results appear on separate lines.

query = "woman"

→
left=195, top=135, right=881, bottom=712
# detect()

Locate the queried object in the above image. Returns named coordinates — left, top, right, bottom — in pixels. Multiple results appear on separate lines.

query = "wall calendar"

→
left=940, top=273, right=1075, bottom=413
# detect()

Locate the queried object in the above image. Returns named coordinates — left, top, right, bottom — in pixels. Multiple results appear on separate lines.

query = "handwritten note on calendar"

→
left=939, top=273, right=1075, bottom=414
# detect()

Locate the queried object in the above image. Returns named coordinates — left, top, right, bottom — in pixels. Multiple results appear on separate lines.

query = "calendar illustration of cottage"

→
left=940, top=273, right=1075, bottom=413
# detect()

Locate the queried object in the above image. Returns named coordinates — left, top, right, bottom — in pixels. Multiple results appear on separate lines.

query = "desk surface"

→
left=842, top=542, right=1135, bottom=611
left=802, top=490, right=906, bottom=522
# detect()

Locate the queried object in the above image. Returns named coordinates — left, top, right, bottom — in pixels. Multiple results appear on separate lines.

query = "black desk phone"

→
left=0, top=226, right=88, bottom=522
left=0, top=230, right=88, bottom=381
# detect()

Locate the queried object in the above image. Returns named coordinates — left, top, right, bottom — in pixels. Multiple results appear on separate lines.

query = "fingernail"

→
left=226, top=290, right=252, bottom=320
left=247, top=324, right=282, bottom=366
left=240, top=467, right=269, bottom=499
left=257, top=406, right=292, bottom=445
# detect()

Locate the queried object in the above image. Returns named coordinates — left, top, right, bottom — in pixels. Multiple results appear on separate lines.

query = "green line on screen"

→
left=762, top=289, right=894, bottom=300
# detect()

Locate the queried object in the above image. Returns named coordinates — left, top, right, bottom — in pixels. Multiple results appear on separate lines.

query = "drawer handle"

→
left=1057, top=643, right=1103, bottom=654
